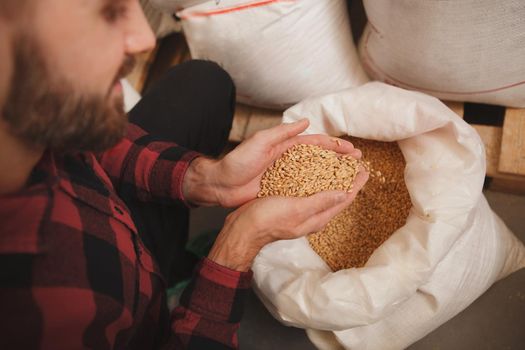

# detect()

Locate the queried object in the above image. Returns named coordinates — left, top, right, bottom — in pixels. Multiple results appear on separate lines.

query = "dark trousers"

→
left=125, top=60, right=235, bottom=286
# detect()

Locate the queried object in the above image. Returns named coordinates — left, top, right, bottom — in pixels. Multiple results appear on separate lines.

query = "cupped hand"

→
left=211, top=118, right=363, bottom=208
left=207, top=169, right=369, bottom=271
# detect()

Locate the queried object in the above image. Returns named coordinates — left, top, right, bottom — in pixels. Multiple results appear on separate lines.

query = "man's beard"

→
left=1, top=34, right=136, bottom=153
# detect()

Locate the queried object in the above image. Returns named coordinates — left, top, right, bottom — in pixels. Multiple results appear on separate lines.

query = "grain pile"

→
left=258, top=138, right=412, bottom=271
left=258, top=144, right=361, bottom=197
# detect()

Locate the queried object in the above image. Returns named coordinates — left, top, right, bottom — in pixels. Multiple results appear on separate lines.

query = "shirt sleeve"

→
left=165, top=258, right=253, bottom=349
left=97, top=123, right=201, bottom=206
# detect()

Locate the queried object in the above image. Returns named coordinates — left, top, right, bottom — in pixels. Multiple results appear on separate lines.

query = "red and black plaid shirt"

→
left=0, top=123, right=252, bottom=349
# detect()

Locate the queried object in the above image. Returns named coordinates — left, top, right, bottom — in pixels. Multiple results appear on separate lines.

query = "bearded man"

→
left=0, top=1, right=367, bottom=349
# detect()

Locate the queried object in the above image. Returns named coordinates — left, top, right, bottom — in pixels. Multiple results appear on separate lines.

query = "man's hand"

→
left=207, top=169, right=368, bottom=272
left=183, top=119, right=363, bottom=207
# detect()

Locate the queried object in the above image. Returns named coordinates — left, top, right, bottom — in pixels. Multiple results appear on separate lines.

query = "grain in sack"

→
left=176, top=0, right=369, bottom=109
left=258, top=140, right=411, bottom=272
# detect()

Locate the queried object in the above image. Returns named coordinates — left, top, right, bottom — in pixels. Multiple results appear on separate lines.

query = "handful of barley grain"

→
left=258, top=138, right=412, bottom=271
left=258, top=143, right=361, bottom=198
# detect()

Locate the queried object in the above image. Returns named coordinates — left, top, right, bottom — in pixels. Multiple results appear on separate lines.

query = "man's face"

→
left=1, top=0, right=155, bottom=152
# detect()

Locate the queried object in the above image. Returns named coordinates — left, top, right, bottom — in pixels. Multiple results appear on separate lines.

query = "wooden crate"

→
left=444, top=102, right=525, bottom=194
left=228, top=104, right=283, bottom=142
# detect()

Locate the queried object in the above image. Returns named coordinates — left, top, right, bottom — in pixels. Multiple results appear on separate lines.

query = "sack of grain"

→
left=149, top=0, right=209, bottom=12
left=176, top=0, right=369, bottom=109
left=358, top=0, right=525, bottom=108
left=251, top=82, right=525, bottom=350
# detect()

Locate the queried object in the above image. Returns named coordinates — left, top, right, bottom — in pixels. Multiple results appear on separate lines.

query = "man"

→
left=0, top=0, right=368, bottom=349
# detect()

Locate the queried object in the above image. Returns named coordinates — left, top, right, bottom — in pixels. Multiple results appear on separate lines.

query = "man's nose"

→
left=124, top=1, right=156, bottom=55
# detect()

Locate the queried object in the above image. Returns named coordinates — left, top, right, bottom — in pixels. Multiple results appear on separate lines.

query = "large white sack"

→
left=149, top=0, right=209, bottom=12
left=177, top=0, right=369, bottom=109
left=251, top=82, right=525, bottom=349
left=307, top=198, right=525, bottom=350
left=140, top=0, right=182, bottom=38
left=358, top=0, right=525, bottom=108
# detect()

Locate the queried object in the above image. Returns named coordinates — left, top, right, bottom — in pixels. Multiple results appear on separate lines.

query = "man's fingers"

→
left=297, top=190, right=349, bottom=218
left=288, top=169, right=369, bottom=220
left=339, top=168, right=369, bottom=204
left=349, top=148, right=362, bottom=159
left=352, top=167, right=369, bottom=193
left=296, top=192, right=355, bottom=235
left=294, top=170, right=369, bottom=236
left=256, top=118, right=310, bottom=147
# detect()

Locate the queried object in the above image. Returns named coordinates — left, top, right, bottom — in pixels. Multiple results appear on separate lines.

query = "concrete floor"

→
left=189, top=190, right=525, bottom=350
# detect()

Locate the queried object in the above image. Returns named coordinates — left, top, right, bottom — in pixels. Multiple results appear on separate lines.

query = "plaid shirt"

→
left=0, top=123, right=252, bottom=349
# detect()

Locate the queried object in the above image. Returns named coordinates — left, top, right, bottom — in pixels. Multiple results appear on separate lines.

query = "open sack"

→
left=252, top=82, right=525, bottom=350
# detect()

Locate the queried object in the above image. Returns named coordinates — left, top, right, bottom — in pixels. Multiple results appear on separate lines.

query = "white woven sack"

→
left=251, top=82, right=525, bottom=349
left=140, top=0, right=183, bottom=38
left=358, top=0, right=525, bottom=108
left=149, top=0, right=209, bottom=12
left=177, top=0, right=369, bottom=109
left=306, top=197, right=524, bottom=350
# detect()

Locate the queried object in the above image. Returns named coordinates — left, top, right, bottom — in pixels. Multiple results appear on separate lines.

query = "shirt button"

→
left=114, top=206, right=124, bottom=215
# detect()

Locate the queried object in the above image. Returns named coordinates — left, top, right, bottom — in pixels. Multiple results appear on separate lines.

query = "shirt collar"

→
left=0, top=151, right=58, bottom=254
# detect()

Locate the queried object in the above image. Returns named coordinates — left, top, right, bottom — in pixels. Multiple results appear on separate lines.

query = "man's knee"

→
left=187, top=60, right=234, bottom=89
left=166, top=59, right=235, bottom=99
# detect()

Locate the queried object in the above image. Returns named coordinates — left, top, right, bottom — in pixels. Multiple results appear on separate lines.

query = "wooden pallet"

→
left=229, top=104, right=282, bottom=142
left=444, top=102, right=525, bottom=194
